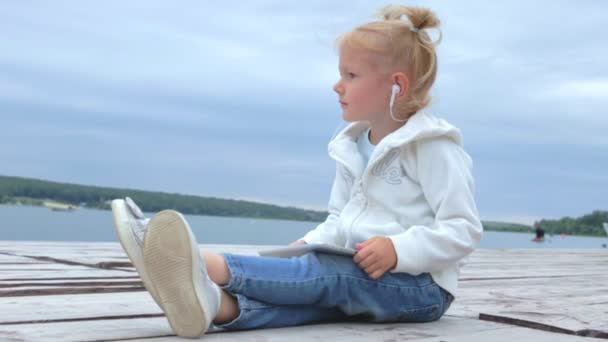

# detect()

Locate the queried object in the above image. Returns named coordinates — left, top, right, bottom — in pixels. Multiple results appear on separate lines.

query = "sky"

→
left=1, top=1, right=607, bottom=224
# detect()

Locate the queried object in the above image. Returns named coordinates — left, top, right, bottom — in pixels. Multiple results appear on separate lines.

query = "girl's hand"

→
left=288, top=240, right=307, bottom=247
left=353, top=237, right=397, bottom=279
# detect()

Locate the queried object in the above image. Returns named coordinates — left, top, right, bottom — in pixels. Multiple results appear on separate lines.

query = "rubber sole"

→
left=143, top=210, right=209, bottom=338
left=111, top=199, right=161, bottom=305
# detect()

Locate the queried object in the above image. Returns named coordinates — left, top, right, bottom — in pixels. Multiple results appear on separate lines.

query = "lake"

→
left=1, top=204, right=607, bottom=249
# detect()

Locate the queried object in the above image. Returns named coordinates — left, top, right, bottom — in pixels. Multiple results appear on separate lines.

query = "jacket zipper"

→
left=330, top=146, right=381, bottom=245
left=346, top=146, right=392, bottom=242
left=349, top=197, right=367, bottom=244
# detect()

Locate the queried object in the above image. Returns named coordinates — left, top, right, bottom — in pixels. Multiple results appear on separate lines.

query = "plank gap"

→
left=0, top=251, right=135, bottom=273
left=0, top=281, right=142, bottom=288
left=0, top=313, right=165, bottom=326
left=0, top=276, right=140, bottom=281
left=0, top=286, right=145, bottom=297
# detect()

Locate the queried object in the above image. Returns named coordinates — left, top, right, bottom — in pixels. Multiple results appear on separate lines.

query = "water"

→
left=2, top=205, right=607, bottom=248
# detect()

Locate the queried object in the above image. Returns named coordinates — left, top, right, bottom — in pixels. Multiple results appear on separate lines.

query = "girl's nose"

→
left=333, top=81, right=343, bottom=95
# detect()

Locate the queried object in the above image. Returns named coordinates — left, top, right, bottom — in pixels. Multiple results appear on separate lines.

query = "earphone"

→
left=392, top=84, right=401, bottom=96
left=390, top=84, right=407, bottom=122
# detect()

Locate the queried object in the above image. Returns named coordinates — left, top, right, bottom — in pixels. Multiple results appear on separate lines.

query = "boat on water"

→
left=43, top=201, right=78, bottom=212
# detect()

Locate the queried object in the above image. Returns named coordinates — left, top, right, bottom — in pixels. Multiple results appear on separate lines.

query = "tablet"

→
left=258, top=243, right=356, bottom=258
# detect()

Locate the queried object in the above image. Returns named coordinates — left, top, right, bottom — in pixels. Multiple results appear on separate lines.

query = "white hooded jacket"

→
left=301, top=111, right=483, bottom=296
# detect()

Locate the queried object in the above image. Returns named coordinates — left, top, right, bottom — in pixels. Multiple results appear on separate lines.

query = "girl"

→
left=112, top=4, right=482, bottom=338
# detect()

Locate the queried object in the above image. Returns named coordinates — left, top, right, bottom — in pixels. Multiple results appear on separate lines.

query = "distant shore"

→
left=3, top=198, right=599, bottom=238
left=2, top=174, right=606, bottom=237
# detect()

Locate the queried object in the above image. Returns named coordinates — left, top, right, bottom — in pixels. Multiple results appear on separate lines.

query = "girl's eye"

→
left=348, top=72, right=356, bottom=78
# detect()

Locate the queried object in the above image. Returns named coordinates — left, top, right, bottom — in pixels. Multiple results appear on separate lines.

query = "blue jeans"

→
left=216, top=252, right=453, bottom=330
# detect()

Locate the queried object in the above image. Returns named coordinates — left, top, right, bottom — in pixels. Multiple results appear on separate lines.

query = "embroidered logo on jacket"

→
left=371, top=148, right=403, bottom=185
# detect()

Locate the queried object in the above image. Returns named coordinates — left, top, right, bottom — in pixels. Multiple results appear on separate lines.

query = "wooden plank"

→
left=0, top=292, right=161, bottom=324
left=0, top=265, right=134, bottom=278
left=451, top=274, right=608, bottom=332
left=0, top=269, right=137, bottom=280
left=479, top=313, right=608, bottom=339
left=0, top=253, right=48, bottom=265
left=449, top=249, right=608, bottom=334
left=0, top=242, right=606, bottom=341
left=413, top=325, right=594, bottom=342
left=0, top=242, right=133, bottom=273
left=0, top=316, right=172, bottom=341
left=1, top=316, right=591, bottom=342
left=1, top=277, right=140, bottom=287
left=1, top=285, right=143, bottom=297
left=0, top=243, right=264, bottom=299
left=0, top=243, right=262, bottom=272
left=0, top=251, right=133, bottom=271
left=460, top=249, right=608, bottom=279
left=0, top=317, right=513, bottom=342
left=0, top=242, right=264, bottom=255
left=0, top=255, right=140, bottom=297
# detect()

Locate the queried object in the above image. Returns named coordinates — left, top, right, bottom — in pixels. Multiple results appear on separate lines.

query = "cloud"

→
left=542, top=79, right=608, bottom=99
left=1, top=0, right=606, bottom=223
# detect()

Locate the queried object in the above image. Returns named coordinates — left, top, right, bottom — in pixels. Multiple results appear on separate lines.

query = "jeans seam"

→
left=226, top=253, right=432, bottom=291
left=235, top=256, right=245, bottom=292
left=223, top=253, right=244, bottom=292
left=240, top=273, right=431, bottom=292
left=237, top=293, right=274, bottom=310
left=214, top=294, right=248, bottom=329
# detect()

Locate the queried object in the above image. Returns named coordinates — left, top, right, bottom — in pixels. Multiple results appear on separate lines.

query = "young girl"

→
left=112, top=4, right=482, bottom=338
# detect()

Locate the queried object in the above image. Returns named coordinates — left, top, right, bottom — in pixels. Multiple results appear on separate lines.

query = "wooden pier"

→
left=0, top=241, right=606, bottom=341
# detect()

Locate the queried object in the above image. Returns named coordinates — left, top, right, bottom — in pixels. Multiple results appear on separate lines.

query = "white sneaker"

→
left=111, top=197, right=161, bottom=305
left=143, top=210, right=221, bottom=338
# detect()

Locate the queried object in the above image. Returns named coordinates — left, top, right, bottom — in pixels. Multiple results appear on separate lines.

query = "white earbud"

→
left=392, top=84, right=401, bottom=96
left=390, top=84, right=407, bottom=122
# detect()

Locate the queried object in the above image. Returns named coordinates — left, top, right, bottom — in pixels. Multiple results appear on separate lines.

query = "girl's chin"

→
left=342, top=112, right=362, bottom=122
left=341, top=114, right=354, bottom=122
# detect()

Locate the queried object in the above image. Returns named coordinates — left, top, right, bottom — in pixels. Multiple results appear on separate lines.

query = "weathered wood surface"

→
left=1, top=317, right=594, bottom=342
left=0, top=241, right=606, bottom=341
left=455, top=248, right=608, bottom=338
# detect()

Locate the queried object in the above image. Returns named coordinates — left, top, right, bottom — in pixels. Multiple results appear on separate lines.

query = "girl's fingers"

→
left=353, top=246, right=372, bottom=263
left=356, top=237, right=375, bottom=250
left=358, top=254, right=376, bottom=269
left=370, top=269, right=385, bottom=279
left=364, top=263, right=380, bottom=275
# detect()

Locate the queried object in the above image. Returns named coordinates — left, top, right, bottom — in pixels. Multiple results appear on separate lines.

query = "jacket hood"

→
left=329, top=111, right=464, bottom=151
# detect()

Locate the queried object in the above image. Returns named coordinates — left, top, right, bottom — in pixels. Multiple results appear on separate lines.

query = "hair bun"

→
left=378, top=5, right=440, bottom=31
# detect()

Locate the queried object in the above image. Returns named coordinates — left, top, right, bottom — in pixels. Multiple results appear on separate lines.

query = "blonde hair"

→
left=336, top=5, right=442, bottom=118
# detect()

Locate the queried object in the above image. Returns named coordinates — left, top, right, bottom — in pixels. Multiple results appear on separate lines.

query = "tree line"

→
left=0, top=175, right=327, bottom=222
left=535, top=210, right=608, bottom=237
left=1, top=175, right=606, bottom=237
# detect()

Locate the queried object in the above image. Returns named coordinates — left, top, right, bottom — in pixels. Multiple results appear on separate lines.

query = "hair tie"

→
left=412, top=18, right=428, bottom=34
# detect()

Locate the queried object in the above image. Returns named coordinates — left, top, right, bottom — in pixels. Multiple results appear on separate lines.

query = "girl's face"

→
left=333, top=46, right=391, bottom=123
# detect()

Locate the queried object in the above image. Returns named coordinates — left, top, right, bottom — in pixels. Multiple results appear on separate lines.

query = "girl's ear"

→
left=392, top=72, right=410, bottom=97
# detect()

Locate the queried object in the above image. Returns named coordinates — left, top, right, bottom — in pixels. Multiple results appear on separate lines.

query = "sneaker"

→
left=111, top=197, right=160, bottom=305
left=143, top=210, right=221, bottom=338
